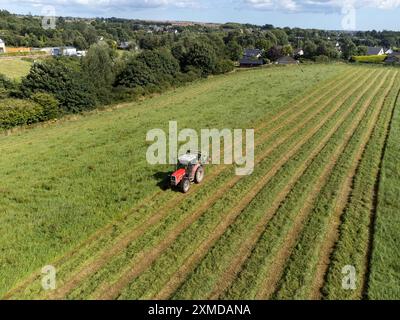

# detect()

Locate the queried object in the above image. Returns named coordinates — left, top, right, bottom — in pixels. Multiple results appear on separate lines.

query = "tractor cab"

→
left=170, top=151, right=206, bottom=193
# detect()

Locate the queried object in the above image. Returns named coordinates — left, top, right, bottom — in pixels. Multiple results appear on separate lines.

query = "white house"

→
left=0, top=39, right=6, bottom=53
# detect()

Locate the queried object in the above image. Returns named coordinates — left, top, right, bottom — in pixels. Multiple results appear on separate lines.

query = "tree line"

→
left=2, top=9, right=400, bottom=129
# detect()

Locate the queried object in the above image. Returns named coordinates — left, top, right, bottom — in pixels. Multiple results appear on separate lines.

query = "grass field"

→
left=0, top=58, right=32, bottom=80
left=0, top=64, right=399, bottom=300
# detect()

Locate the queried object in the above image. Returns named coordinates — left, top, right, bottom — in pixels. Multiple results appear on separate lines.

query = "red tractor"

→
left=170, top=151, right=206, bottom=193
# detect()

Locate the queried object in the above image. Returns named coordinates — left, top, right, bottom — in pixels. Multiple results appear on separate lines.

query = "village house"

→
left=294, top=48, right=304, bottom=57
left=239, top=48, right=264, bottom=68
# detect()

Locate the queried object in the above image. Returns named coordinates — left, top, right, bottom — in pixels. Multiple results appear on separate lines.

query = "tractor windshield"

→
left=177, top=162, right=187, bottom=170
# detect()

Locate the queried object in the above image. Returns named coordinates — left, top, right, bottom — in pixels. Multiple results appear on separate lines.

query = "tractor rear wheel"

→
left=180, top=178, right=191, bottom=193
left=195, top=166, right=204, bottom=184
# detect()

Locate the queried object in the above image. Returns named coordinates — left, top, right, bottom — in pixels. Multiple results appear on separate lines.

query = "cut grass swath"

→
left=367, top=77, right=400, bottom=300
left=309, top=71, right=398, bottom=300
left=273, top=70, right=396, bottom=300
left=321, top=73, right=400, bottom=300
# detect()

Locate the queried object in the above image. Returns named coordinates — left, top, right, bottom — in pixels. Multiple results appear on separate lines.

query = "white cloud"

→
left=0, top=0, right=198, bottom=10
left=2, top=0, right=400, bottom=14
left=243, top=0, right=400, bottom=12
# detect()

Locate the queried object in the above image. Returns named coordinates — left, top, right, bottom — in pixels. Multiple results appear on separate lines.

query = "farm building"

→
left=0, top=39, right=6, bottom=53
left=366, top=47, right=385, bottom=55
left=276, top=56, right=299, bottom=65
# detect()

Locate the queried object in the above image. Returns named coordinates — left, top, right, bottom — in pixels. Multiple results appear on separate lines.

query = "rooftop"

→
left=367, top=47, right=384, bottom=55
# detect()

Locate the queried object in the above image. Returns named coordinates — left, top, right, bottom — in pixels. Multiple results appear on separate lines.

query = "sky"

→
left=1, top=0, right=400, bottom=31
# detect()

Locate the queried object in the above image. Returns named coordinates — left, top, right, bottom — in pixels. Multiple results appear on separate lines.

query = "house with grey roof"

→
left=366, top=47, right=385, bottom=56
left=239, top=48, right=264, bottom=67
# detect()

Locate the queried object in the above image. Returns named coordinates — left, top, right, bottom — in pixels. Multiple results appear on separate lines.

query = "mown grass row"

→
left=60, top=69, right=367, bottom=300
left=322, top=72, right=400, bottom=300
left=3, top=66, right=348, bottom=298
left=273, top=70, right=396, bottom=300
left=106, top=69, right=372, bottom=300
left=221, top=69, right=383, bottom=300
left=166, top=69, right=380, bottom=300
left=367, top=76, right=400, bottom=300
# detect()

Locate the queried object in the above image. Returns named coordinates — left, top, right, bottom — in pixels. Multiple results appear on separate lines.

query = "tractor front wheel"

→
left=180, top=178, right=191, bottom=193
left=195, top=166, right=204, bottom=184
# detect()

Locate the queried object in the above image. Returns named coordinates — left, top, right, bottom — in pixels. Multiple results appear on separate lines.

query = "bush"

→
left=112, top=86, right=145, bottom=102
left=0, top=74, right=15, bottom=90
left=0, top=87, right=9, bottom=99
left=29, top=92, right=59, bottom=120
left=214, top=59, right=235, bottom=75
left=0, top=98, right=43, bottom=129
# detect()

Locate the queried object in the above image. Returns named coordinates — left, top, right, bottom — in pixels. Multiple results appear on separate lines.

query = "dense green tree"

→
left=82, top=43, right=116, bottom=103
left=21, top=60, right=96, bottom=113
left=271, top=29, right=289, bottom=45
left=341, top=37, right=358, bottom=59
left=136, top=49, right=180, bottom=83
left=303, top=40, right=318, bottom=59
left=185, top=42, right=217, bottom=76
left=282, top=44, right=294, bottom=56
left=265, top=45, right=283, bottom=61
left=114, top=59, right=156, bottom=88
left=226, top=41, right=243, bottom=61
